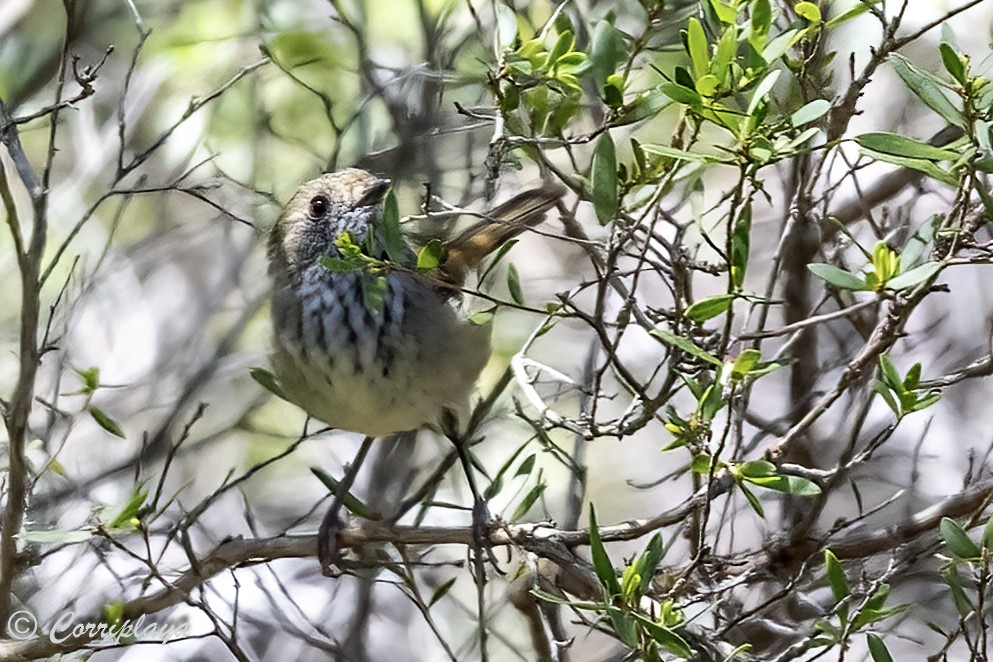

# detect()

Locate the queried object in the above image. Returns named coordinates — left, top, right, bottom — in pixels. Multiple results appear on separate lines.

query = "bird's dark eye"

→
left=308, top=195, right=329, bottom=219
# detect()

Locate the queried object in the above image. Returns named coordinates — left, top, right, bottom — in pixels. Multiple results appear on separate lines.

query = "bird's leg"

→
left=441, top=412, right=498, bottom=569
left=318, top=435, right=376, bottom=576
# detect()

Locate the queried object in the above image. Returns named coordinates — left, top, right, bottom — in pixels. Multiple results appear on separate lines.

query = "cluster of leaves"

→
left=818, top=550, right=909, bottom=662
left=874, top=355, right=942, bottom=420
left=936, top=515, right=993, bottom=645
left=534, top=505, right=692, bottom=659
left=808, top=238, right=940, bottom=294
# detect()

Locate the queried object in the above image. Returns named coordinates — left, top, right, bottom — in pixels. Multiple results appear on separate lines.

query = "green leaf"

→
left=684, top=294, right=734, bottom=322
left=380, top=190, right=407, bottom=265
left=417, top=239, right=444, bottom=270
left=591, top=21, right=626, bottom=88
left=641, top=143, right=732, bottom=164
left=468, top=309, right=496, bottom=326
left=859, top=147, right=959, bottom=186
left=940, top=517, right=982, bottom=559
left=791, top=99, right=830, bottom=125
left=635, top=533, right=666, bottom=594
left=866, top=633, right=893, bottom=662
left=730, top=204, right=751, bottom=289
left=889, top=54, right=964, bottom=128
left=982, top=513, right=993, bottom=550
left=22, top=528, right=93, bottom=544
left=250, top=367, right=287, bottom=400
left=507, top=263, right=525, bottom=304
left=510, top=481, right=546, bottom=522
left=750, top=0, right=772, bottom=51
left=107, top=487, right=148, bottom=529
left=428, top=578, right=457, bottom=608
left=886, top=262, right=940, bottom=291
left=731, top=349, right=762, bottom=377
left=739, top=482, right=765, bottom=518
left=762, top=29, right=800, bottom=64
left=649, top=328, right=723, bottom=366
left=939, top=42, right=967, bottom=85
left=495, top=2, right=518, bottom=48
left=807, top=263, right=866, bottom=290
left=75, top=366, right=101, bottom=394
left=942, top=566, right=974, bottom=616
left=592, top=133, right=618, bottom=224
left=636, top=614, right=693, bottom=658
left=709, top=0, right=738, bottom=23
left=794, top=1, right=821, bottom=22
left=855, top=132, right=958, bottom=162
left=878, top=355, right=903, bottom=391
left=687, top=18, right=710, bottom=79
left=824, top=549, right=850, bottom=601
left=748, top=69, right=781, bottom=115
left=588, top=504, right=621, bottom=597
left=659, top=81, right=702, bottom=107
left=743, top=473, right=822, bottom=495
left=88, top=405, right=125, bottom=438
left=311, top=467, right=382, bottom=520
left=825, top=1, right=877, bottom=29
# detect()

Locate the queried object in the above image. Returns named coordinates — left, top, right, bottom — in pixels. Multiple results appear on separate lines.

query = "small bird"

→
left=267, top=168, right=563, bottom=437
left=267, top=168, right=563, bottom=570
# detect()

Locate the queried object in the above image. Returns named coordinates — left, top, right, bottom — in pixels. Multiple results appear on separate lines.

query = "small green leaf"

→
left=428, top=578, right=457, bottom=607
left=939, top=42, right=967, bottom=85
left=468, top=309, right=496, bottom=326
left=739, top=482, right=765, bottom=518
left=591, top=21, right=626, bottom=88
left=635, top=533, right=665, bottom=593
left=890, top=54, right=964, bottom=128
left=807, top=263, right=867, bottom=290
left=824, top=549, right=850, bottom=601
left=886, top=262, right=940, bottom=291
left=750, top=0, right=772, bottom=51
left=380, top=190, right=407, bottom=265
left=511, top=481, right=546, bottom=522
left=684, top=294, right=734, bottom=322
left=88, top=405, right=125, bottom=438
left=791, top=99, right=830, bottom=125
left=507, top=263, right=525, bottom=304
left=592, top=133, right=618, bottom=224
left=75, top=366, right=101, bottom=394
left=588, top=504, right=621, bottom=597
left=311, top=467, right=382, bottom=520
left=982, top=514, right=993, bottom=550
left=686, top=18, right=710, bottom=79
left=250, top=367, right=287, bottom=400
left=855, top=132, right=958, bottom=162
left=795, top=1, right=821, bottom=22
left=636, top=614, right=693, bottom=657
left=709, top=0, right=738, bottom=24
left=731, top=349, right=762, bottom=377
left=659, top=81, right=702, bottom=107
left=866, top=633, right=893, bottom=662
left=22, top=528, right=93, bottom=544
left=107, top=487, right=148, bottom=529
left=825, top=1, right=877, bottom=29
left=859, top=147, right=958, bottom=187
left=748, top=69, right=781, bottom=115
left=641, top=143, right=732, bottom=164
left=878, top=355, right=903, bottom=391
left=417, top=239, right=444, bottom=270
left=649, top=328, right=723, bottom=366
left=940, top=517, right=982, bottom=559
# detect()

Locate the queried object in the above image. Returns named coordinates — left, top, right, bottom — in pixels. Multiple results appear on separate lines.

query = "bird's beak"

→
left=357, top=178, right=391, bottom=207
